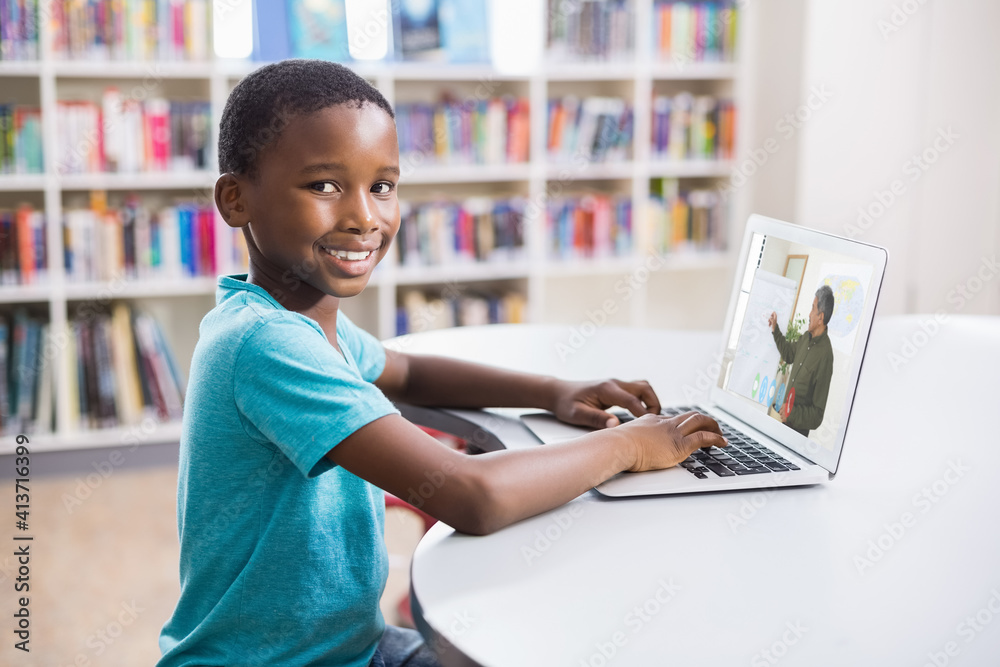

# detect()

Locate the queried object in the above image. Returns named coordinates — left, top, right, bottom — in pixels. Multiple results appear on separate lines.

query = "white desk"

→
left=394, top=316, right=1000, bottom=667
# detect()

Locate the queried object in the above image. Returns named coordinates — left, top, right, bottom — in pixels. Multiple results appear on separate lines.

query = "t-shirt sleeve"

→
left=336, top=312, right=387, bottom=384
left=233, top=317, right=399, bottom=479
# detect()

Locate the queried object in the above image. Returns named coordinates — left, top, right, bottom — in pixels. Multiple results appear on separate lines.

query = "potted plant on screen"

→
left=770, top=314, right=807, bottom=418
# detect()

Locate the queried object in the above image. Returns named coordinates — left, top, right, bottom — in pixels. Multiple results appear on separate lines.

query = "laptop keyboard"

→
left=613, top=406, right=800, bottom=479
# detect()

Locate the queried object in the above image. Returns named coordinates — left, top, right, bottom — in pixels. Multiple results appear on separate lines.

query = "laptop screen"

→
left=714, top=218, right=886, bottom=474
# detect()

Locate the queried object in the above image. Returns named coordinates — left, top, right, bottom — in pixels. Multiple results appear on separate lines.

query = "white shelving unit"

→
left=0, top=0, right=749, bottom=453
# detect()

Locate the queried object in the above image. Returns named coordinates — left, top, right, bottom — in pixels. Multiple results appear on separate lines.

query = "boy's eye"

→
left=371, top=182, right=394, bottom=195
left=312, top=182, right=337, bottom=193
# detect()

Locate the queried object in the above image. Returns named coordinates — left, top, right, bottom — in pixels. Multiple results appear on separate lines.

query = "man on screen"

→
left=768, top=285, right=835, bottom=437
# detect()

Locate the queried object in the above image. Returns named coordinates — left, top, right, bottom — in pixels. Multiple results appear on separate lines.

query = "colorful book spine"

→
left=286, top=0, right=350, bottom=61
left=0, top=0, right=39, bottom=60
left=547, top=193, right=632, bottom=260
left=395, top=0, right=442, bottom=59
left=651, top=92, right=735, bottom=160
left=0, top=204, right=47, bottom=285
left=62, top=198, right=220, bottom=281
left=56, top=95, right=210, bottom=174
left=439, top=0, right=490, bottom=64
left=547, top=0, right=634, bottom=62
left=49, top=0, right=209, bottom=61
left=0, top=105, right=43, bottom=174
left=396, top=197, right=526, bottom=267
left=548, top=96, right=633, bottom=163
left=647, top=177, right=727, bottom=252
left=0, top=309, right=51, bottom=435
left=654, top=0, right=738, bottom=63
left=396, top=96, right=530, bottom=165
left=396, top=288, right=526, bottom=335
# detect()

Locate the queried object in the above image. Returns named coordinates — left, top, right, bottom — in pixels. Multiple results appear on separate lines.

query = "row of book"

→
left=651, top=92, right=736, bottom=161
left=0, top=205, right=46, bottom=285
left=396, top=288, right=526, bottom=335
left=647, top=177, right=726, bottom=252
left=547, top=0, right=634, bottom=62
left=396, top=97, right=530, bottom=165
left=0, top=0, right=39, bottom=60
left=50, top=0, right=210, bottom=61
left=70, top=303, right=184, bottom=429
left=548, top=194, right=632, bottom=260
left=653, top=1, right=739, bottom=63
left=396, top=198, right=525, bottom=267
left=56, top=95, right=211, bottom=174
left=0, top=303, right=183, bottom=434
left=253, top=0, right=491, bottom=64
left=63, top=196, right=229, bottom=282
left=0, top=105, right=43, bottom=174
left=548, top=96, right=633, bottom=164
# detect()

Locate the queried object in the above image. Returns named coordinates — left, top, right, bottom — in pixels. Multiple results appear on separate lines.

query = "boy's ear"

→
left=215, top=173, right=251, bottom=228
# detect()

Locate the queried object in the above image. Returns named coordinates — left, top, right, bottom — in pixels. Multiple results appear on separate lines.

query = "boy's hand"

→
left=620, top=411, right=727, bottom=472
left=551, top=379, right=661, bottom=429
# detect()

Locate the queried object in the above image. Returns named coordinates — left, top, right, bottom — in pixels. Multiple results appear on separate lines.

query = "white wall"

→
left=793, top=0, right=1000, bottom=316
left=741, top=0, right=808, bottom=224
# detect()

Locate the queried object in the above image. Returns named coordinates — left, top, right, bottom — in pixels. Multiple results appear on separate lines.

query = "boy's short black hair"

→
left=218, top=59, right=395, bottom=178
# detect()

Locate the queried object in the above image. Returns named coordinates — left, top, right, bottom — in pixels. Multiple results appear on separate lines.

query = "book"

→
left=49, top=0, right=211, bottom=61
left=7, top=309, right=42, bottom=434
left=651, top=92, right=735, bottom=160
left=548, top=96, right=633, bottom=163
left=64, top=306, right=185, bottom=429
left=439, top=0, right=489, bottom=63
left=654, top=1, right=738, bottom=64
left=65, top=320, right=80, bottom=430
left=396, top=197, right=526, bottom=267
left=92, top=315, right=119, bottom=428
left=0, top=205, right=46, bottom=285
left=548, top=193, right=632, bottom=260
left=647, top=177, right=727, bottom=252
left=133, top=311, right=183, bottom=421
left=252, top=0, right=292, bottom=61
left=547, top=0, right=634, bottom=62
left=0, top=106, right=43, bottom=174
left=33, top=323, right=53, bottom=433
left=63, top=198, right=222, bottom=282
left=393, top=0, right=442, bottom=60
left=0, top=0, right=39, bottom=60
left=110, top=302, right=143, bottom=426
left=396, top=288, right=525, bottom=335
left=287, top=0, right=350, bottom=61
left=56, top=96, right=210, bottom=175
left=396, top=95, right=530, bottom=165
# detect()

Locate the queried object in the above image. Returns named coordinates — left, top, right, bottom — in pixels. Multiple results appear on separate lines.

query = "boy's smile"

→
left=221, top=103, right=400, bottom=313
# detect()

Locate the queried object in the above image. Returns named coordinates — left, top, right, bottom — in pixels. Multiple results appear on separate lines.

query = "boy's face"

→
left=241, top=103, right=400, bottom=301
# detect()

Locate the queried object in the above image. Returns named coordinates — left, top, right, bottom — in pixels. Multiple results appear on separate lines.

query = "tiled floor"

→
left=0, top=462, right=425, bottom=666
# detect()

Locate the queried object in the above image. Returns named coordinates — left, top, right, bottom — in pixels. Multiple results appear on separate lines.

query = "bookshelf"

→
left=0, top=0, right=749, bottom=453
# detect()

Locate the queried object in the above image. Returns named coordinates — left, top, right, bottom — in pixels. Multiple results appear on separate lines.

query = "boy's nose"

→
left=340, top=191, right=377, bottom=233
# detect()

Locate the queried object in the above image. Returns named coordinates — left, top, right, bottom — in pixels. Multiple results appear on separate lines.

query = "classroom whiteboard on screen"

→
left=729, top=269, right=798, bottom=406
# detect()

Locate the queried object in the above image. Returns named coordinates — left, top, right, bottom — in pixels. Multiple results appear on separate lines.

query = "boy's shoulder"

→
left=200, top=275, right=322, bottom=353
left=202, top=274, right=376, bottom=366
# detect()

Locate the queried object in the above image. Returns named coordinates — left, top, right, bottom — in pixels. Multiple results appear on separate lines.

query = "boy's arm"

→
left=376, top=350, right=661, bottom=428
left=327, top=410, right=724, bottom=536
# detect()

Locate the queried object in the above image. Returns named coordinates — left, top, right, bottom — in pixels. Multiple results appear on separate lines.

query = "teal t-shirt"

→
left=158, top=275, right=399, bottom=667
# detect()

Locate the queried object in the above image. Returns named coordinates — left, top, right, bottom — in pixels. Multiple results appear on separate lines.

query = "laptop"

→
left=521, top=214, right=888, bottom=497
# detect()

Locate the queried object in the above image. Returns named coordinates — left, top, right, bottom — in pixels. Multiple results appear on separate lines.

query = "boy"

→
left=158, top=59, right=726, bottom=667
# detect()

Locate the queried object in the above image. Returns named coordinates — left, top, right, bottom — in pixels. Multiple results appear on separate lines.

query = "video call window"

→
left=717, top=233, right=875, bottom=465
